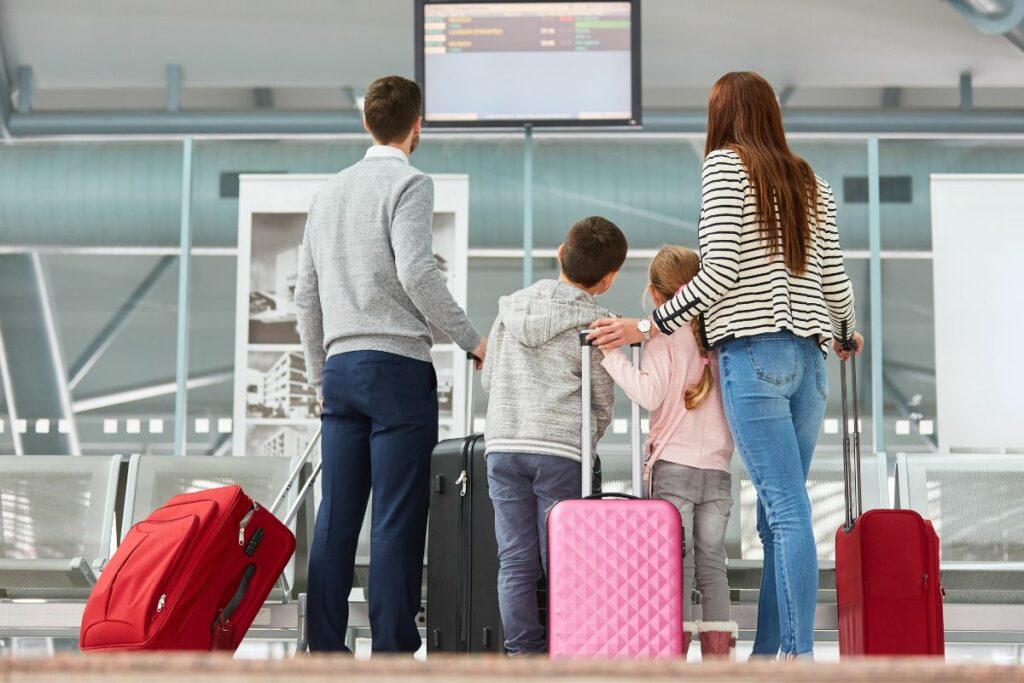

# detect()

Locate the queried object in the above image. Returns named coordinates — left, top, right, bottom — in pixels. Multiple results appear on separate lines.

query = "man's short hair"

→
left=363, top=76, right=422, bottom=144
left=560, top=216, right=628, bottom=288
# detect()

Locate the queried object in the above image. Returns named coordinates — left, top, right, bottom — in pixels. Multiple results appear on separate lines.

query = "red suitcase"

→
left=547, top=338, right=686, bottom=659
left=80, top=435, right=321, bottom=652
left=834, top=347, right=944, bottom=657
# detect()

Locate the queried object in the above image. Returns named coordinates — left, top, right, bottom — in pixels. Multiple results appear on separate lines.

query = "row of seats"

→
left=0, top=455, right=315, bottom=600
left=1, top=451, right=1023, bottom=641
left=603, top=451, right=1024, bottom=602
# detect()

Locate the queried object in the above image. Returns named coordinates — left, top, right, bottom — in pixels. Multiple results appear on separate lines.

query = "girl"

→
left=590, top=72, right=863, bottom=661
left=599, top=245, right=737, bottom=660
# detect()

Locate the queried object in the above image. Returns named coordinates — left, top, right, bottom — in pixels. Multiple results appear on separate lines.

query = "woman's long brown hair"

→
left=647, top=246, right=713, bottom=410
left=705, top=71, right=818, bottom=274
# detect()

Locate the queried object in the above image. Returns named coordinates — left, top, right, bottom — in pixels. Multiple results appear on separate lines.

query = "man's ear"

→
left=601, top=270, right=621, bottom=291
left=363, top=117, right=372, bottom=136
left=556, top=243, right=564, bottom=265
left=414, top=117, right=422, bottom=134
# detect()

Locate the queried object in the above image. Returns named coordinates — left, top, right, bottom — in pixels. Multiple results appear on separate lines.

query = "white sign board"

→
left=930, top=174, right=1024, bottom=452
left=233, top=173, right=471, bottom=456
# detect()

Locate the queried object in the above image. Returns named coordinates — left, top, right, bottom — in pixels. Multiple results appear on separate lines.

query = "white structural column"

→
left=173, top=138, right=194, bottom=455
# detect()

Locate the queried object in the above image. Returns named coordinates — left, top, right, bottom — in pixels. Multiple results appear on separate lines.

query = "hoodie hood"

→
left=498, top=279, right=615, bottom=348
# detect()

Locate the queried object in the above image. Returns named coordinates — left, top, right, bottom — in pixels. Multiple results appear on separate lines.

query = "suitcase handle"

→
left=839, top=320, right=864, bottom=532
left=584, top=493, right=639, bottom=501
left=579, top=332, right=643, bottom=498
left=211, top=562, right=257, bottom=649
left=268, top=428, right=322, bottom=518
left=465, top=352, right=481, bottom=436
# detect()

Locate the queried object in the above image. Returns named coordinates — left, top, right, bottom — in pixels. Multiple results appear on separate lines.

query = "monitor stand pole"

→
left=522, top=123, right=533, bottom=289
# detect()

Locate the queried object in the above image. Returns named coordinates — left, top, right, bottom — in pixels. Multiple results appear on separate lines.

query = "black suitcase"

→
left=424, top=355, right=597, bottom=655
left=426, top=431, right=504, bottom=653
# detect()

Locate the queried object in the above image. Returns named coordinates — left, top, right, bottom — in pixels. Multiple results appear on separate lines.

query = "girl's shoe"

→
left=682, top=621, right=698, bottom=657
left=698, top=621, right=738, bottom=661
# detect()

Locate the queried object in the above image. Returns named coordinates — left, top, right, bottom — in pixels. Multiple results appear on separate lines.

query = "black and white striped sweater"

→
left=653, top=149, right=855, bottom=351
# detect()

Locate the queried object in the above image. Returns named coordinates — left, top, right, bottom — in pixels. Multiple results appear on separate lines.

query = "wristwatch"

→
left=637, top=318, right=652, bottom=341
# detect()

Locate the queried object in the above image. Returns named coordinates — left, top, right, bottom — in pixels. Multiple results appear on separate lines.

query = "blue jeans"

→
left=718, top=331, right=826, bottom=658
left=487, top=452, right=581, bottom=655
left=307, top=351, right=438, bottom=653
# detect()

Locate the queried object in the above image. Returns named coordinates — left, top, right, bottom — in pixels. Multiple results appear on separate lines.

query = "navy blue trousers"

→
left=306, top=350, right=437, bottom=653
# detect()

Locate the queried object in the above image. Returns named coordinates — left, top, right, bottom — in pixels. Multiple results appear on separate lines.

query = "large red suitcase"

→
left=547, top=338, right=685, bottom=659
left=834, top=348, right=944, bottom=657
left=80, top=435, right=322, bottom=652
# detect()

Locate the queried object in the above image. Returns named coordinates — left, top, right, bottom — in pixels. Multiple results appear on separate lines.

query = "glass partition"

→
left=0, top=134, right=1020, bottom=459
left=879, top=138, right=1024, bottom=452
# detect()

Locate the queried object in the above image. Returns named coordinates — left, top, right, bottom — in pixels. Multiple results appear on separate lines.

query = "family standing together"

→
left=294, top=70, right=864, bottom=662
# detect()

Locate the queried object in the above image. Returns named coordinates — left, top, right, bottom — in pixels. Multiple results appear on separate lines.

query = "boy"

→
left=481, top=216, right=627, bottom=655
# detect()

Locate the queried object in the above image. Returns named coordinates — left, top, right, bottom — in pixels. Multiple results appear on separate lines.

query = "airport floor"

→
left=4, top=652, right=1024, bottom=683
left=6, top=635, right=1024, bottom=665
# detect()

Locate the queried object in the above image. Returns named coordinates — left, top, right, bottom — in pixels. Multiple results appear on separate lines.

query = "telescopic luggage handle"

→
left=839, top=321, right=863, bottom=532
left=579, top=331, right=644, bottom=498
left=269, top=427, right=322, bottom=526
left=465, top=352, right=481, bottom=436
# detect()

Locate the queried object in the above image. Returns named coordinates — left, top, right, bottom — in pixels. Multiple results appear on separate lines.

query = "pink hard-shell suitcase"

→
left=547, top=336, right=685, bottom=659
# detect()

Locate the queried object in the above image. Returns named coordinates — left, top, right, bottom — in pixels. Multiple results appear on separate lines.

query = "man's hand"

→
left=588, top=318, right=646, bottom=350
left=833, top=331, right=865, bottom=362
left=471, top=337, right=488, bottom=370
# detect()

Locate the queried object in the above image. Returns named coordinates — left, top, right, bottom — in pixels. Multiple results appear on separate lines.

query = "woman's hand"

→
left=833, top=331, right=865, bottom=361
left=588, top=318, right=645, bottom=351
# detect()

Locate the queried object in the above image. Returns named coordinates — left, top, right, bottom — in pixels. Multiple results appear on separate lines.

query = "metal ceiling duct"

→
left=949, top=0, right=1024, bottom=53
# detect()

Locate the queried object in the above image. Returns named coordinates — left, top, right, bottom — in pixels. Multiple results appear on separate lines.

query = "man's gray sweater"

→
left=294, top=151, right=480, bottom=394
left=482, top=279, right=616, bottom=462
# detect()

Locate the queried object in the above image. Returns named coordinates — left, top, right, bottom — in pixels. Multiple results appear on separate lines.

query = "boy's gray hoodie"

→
left=481, top=279, right=616, bottom=461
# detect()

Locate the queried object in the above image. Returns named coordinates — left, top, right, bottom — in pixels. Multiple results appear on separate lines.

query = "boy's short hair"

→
left=560, top=216, right=628, bottom=287
left=363, top=76, right=422, bottom=144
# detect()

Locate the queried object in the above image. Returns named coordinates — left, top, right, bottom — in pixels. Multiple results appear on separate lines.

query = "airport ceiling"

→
left=3, top=0, right=1024, bottom=111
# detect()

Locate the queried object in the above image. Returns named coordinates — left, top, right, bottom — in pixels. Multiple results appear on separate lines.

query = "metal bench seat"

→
left=0, top=455, right=119, bottom=600
left=896, top=453, right=1024, bottom=604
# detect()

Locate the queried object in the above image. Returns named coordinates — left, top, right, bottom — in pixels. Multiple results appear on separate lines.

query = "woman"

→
left=589, top=71, right=864, bottom=660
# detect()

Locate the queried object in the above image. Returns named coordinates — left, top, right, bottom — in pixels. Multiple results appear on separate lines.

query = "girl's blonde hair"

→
left=646, top=246, right=714, bottom=410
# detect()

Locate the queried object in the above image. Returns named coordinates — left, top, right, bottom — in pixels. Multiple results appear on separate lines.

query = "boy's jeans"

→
left=718, top=331, right=826, bottom=658
left=487, top=451, right=581, bottom=655
left=650, top=461, right=733, bottom=622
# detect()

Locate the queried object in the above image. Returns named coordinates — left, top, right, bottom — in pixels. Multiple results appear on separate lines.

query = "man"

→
left=294, top=75, right=486, bottom=654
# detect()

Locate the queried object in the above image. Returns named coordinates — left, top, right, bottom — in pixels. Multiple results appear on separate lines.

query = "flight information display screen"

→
left=416, top=1, right=641, bottom=127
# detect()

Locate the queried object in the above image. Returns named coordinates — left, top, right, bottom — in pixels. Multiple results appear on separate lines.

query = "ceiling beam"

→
left=5, top=107, right=1024, bottom=136
left=960, top=71, right=974, bottom=111
left=166, top=64, right=182, bottom=113
left=254, top=87, right=273, bottom=109
left=16, top=66, right=33, bottom=114
left=67, top=255, right=175, bottom=391
left=0, top=49, right=12, bottom=128
left=881, top=87, right=902, bottom=109
left=776, top=85, right=796, bottom=109
left=71, top=367, right=233, bottom=413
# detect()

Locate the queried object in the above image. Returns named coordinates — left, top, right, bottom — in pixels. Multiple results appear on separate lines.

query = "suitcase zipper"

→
left=238, top=500, right=259, bottom=545
left=142, top=487, right=248, bottom=648
left=454, top=437, right=476, bottom=651
left=156, top=594, right=166, bottom=613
